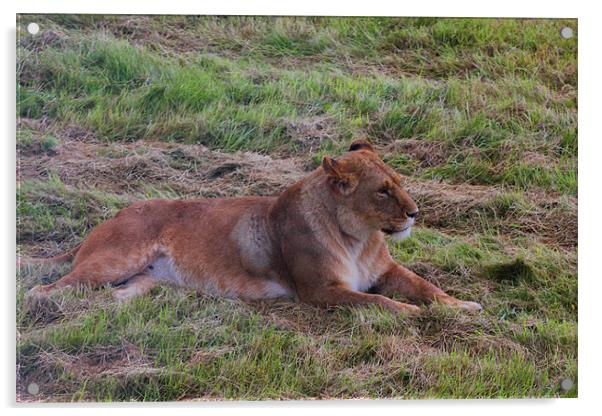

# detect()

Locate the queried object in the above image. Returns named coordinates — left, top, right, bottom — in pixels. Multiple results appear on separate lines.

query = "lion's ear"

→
left=349, top=139, right=375, bottom=153
left=322, top=156, right=357, bottom=195
left=322, top=156, right=341, bottom=178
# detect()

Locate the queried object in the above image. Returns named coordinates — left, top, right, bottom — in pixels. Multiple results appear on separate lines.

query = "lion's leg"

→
left=298, top=282, right=420, bottom=314
left=374, top=263, right=482, bottom=311
left=26, top=252, right=153, bottom=298
left=112, top=273, right=156, bottom=302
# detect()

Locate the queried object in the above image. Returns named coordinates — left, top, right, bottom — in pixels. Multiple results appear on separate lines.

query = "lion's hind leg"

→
left=26, top=248, right=159, bottom=299
left=112, top=273, right=156, bottom=302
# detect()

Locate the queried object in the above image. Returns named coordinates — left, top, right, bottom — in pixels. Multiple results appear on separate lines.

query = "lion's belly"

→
left=145, top=254, right=293, bottom=300
left=144, top=255, right=184, bottom=285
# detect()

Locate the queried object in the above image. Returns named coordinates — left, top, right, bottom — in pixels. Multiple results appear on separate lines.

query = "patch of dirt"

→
left=18, top=118, right=48, bottom=131
left=17, top=143, right=57, bottom=158
left=110, top=17, right=153, bottom=39
left=383, top=139, right=451, bottom=168
left=19, top=29, right=70, bottom=51
left=188, top=347, right=235, bottom=367
left=521, top=150, right=553, bottom=167
left=61, top=123, right=97, bottom=142
left=74, top=342, right=149, bottom=378
left=405, top=177, right=577, bottom=249
left=35, top=341, right=149, bottom=379
left=18, top=127, right=301, bottom=198
left=285, top=116, right=336, bottom=151
left=17, top=340, right=158, bottom=401
left=104, top=16, right=210, bottom=54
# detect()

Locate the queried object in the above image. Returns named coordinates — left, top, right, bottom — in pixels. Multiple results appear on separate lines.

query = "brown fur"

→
left=25, top=140, right=482, bottom=313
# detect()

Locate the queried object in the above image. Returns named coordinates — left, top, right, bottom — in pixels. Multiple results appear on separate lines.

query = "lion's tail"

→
left=20, top=243, right=82, bottom=267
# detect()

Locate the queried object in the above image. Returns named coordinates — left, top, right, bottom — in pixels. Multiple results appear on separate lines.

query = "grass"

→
left=18, top=15, right=577, bottom=193
left=16, top=15, right=577, bottom=401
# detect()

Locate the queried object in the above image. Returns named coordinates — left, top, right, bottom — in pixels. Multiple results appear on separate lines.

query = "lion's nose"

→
left=406, top=210, right=419, bottom=219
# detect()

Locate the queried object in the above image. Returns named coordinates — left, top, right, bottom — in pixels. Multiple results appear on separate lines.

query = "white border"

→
left=9, top=0, right=579, bottom=17
left=3, top=1, right=599, bottom=415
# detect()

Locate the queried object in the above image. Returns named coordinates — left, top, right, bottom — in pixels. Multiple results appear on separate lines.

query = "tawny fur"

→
left=25, top=140, right=482, bottom=313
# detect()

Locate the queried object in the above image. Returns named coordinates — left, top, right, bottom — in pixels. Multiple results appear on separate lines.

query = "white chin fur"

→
left=391, top=227, right=412, bottom=241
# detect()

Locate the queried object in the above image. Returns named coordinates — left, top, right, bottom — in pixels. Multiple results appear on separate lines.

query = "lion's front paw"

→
left=394, top=302, right=421, bottom=315
left=436, top=296, right=483, bottom=312
left=404, top=304, right=422, bottom=314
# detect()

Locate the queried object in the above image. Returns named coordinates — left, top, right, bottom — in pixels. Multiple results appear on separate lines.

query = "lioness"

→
left=26, top=140, right=482, bottom=313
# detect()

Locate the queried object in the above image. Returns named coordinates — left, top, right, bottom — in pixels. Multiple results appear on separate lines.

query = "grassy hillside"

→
left=16, top=15, right=577, bottom=401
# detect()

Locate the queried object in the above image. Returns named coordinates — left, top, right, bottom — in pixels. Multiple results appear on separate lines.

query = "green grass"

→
left=18, top=15, right=576, bottom=194
left=17, top=174, right=129, bottom=244
left=17, top=128, right=59, bottom=156
left=16, top=268, right=576, bottom=400
left=16, top=15, right=577, bottom=401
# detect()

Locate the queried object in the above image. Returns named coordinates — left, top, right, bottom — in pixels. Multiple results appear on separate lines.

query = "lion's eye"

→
left=377, top=188, right=390, bottom=197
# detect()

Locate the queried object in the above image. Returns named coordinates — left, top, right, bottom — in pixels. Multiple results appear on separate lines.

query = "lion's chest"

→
left=339, top=244, right=381, bottom=292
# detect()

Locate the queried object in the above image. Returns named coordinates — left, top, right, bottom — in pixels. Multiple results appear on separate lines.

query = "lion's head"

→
left=322, top=139, right=419, bottom=241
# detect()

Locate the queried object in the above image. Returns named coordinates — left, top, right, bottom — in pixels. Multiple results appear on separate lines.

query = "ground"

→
left=16, top=15, right=577, bottom=401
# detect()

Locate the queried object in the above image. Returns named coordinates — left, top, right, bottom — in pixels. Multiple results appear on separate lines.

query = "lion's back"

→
left=75, top=196, right=276, bottom=266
